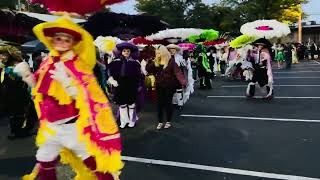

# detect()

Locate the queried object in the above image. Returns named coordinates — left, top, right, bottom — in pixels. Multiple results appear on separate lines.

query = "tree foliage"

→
left=136, top=0, right=308, bottom=33
left=221, top=0, right=308, bottom=23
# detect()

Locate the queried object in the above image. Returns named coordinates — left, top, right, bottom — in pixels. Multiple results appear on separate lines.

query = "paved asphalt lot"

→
left=1, top=60, right=320, bottom=180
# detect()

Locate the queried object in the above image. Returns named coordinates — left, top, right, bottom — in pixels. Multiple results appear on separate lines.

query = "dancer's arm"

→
left=13, top=61, right=36, bottom=88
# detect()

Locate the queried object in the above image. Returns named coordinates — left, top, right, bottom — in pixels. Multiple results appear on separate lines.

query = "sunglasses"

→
left=53, top=36, right=73, bottom=44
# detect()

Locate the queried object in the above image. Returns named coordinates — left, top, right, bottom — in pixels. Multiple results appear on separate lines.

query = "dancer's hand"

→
left=49, top=62, right=71, bottom=87
left=49, top=62, right=78, bottom=97
left=107, top=76, right=119, bottom=87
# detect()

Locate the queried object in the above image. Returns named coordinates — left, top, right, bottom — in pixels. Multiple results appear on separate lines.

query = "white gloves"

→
left=107, top=76, right=118, bottom=87
left=49, top=62, right=71, bottom=87
left=243, top=70, right=253, bottom=81
left=13, top=61, right=36, bottom=87
left=141, top=60, right=147, bottom=75
left=49, top=62, right=78, bottom=97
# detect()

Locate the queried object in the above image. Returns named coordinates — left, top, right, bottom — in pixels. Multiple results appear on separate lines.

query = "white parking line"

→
left=122, top=156, right=319, bottom=180
left=222, top=85, right=320, bottom=88
left=207, top=95, right=320, bottom=99
left=274, top=71, right=320, bottom=73
left=275, top=77, right=320, bottom=79
left=180, top=114, right=320, bottom=123
left=313, top=60, right=320, bottom=65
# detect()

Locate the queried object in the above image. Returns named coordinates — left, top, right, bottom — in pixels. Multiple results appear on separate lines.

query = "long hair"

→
left=154, top=45, right=171, bottom=68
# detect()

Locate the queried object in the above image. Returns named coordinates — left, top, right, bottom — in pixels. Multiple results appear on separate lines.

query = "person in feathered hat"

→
left=246, top=38, right=274, bottom=100
left=13, top=17, right=123, bottom=180
left=0, top=46, right=37, bottom=140
left=107, top=42, right=142, bottom=128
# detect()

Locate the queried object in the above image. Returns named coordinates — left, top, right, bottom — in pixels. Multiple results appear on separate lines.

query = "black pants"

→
left=9, top=102, right=37, bottom=137
left=285, top=58, right=292, bottom=69
left=199, top=72, right=212, bottom=89
left=156, top=87, right=175, bottom=123
left=220, top=61, right=226, bottom=75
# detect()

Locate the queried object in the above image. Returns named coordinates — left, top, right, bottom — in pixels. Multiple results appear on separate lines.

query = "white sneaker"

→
left=128, top=122, right=135, bottom=128
left=119, top=123, right=127, bottom=129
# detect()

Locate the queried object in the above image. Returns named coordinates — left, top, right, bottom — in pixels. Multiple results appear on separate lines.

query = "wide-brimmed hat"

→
left=33, top=17, right=96, bottom=69
left=166, top=44, right=181, bottom=52
left=0, top=45, right=23, bottom=61
left=43, top=27, right=82, bottom=41
left=116, top=42, right=138, bottom=53
left=252, top=38, right=272, bottom=48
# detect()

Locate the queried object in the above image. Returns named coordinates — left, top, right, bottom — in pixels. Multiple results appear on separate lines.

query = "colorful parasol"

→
left=0, top=9, right=43, bottom=43
left=146, top=28, right=203, bottom=41
left=187, top=29, right=219, bottom=43
left=229, top=35, right=258, bottom=48
left=94, top=36, right=123, bottom=54
left=203, top=38, right=226, bottom=46
left=214, top=41, right=229, bottom=49
left=84, top=12, right=168, bottom=40
left=178, top=43, right=196, bottom=51
left=240, top=20, right=291, bottom=39
left=131, top=37, right=166, bottom=46
left=28, top=0, right=126, bottom=15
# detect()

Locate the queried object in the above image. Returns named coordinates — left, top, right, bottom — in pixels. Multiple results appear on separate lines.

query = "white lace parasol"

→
left=146, top=28, right=203, bottom=41
left=240, top=20, right=291, bottom=39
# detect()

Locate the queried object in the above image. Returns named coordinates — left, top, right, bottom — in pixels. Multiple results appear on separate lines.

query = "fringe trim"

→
left=60, top=148, right=97, bottom=180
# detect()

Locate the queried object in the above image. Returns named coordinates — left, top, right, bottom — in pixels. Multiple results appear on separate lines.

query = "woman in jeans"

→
left=146, top=45, right=187, bottom=130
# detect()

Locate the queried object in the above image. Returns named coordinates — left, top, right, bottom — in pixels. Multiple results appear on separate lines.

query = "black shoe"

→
left=7, top=134, right=18, bottom=140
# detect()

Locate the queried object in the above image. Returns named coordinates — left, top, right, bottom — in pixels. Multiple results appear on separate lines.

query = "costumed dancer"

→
left=141, top=45, right=157, bottom=103
left=275, top=44, right=285, bottom=69
left=239, top=45, right=254, bottom=81
left=182, top=50, right=194, bottom=104
left=14, top=17, right=123, bottom=180
left=207, top=46, right=218, bottom=77
left=167, top=44, right=186, bottom=108
left=292, top=44, right=299, bottom=64
left=0, top=46, right=37, bottom=139
left=219, top=46, right=228, bottom=76
left=108, top=42, right=141, bottom=128
left=225, top=47, right=237, bottom=78
left=146, top=45, right=187, bottom=130
left=246, top=38, right=274, bottom=100
left=195, top=45, right=212, bottom=89
left=284, top=43, right=293, bottom=69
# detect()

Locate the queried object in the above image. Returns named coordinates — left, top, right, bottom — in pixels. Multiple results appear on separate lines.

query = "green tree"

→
left=136, top=0, right=200, bottom=27
left=0, top=0, right=16, bottom=9
left=221, top=0, right=308, bottom=24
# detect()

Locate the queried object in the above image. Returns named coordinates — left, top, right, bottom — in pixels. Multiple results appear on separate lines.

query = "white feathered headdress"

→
left=94, top=36, right=123, bottom=54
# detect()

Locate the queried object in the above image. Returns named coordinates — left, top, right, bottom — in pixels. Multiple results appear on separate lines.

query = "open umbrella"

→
left=131, top=37, right=166, bottom=46
left=203, top=38, right=226, bottom=46
left=229, top=35, right=258, bottom=48
left=21, top=40, right=46, bottom=53
left=178, top=43, right=196, bottom=51
left=240, top=20, right=291, bottom=39
left=146, top=28, right=203, bottom=41
left=84, top=12, right=168, bottom=40
left=0, top=9, right=43, bottom=43
left=28, top=0, right=125, bottom=15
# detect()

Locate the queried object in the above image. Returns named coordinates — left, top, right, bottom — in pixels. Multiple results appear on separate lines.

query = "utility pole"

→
left=297, top=1, right=302, bottom=43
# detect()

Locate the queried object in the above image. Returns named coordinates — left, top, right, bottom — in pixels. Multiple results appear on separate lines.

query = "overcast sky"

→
left=110, top=0, right=320, bottom=22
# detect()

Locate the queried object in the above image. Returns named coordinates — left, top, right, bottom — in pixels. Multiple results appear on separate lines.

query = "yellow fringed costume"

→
left=22, top=17, right=123, bottom=180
